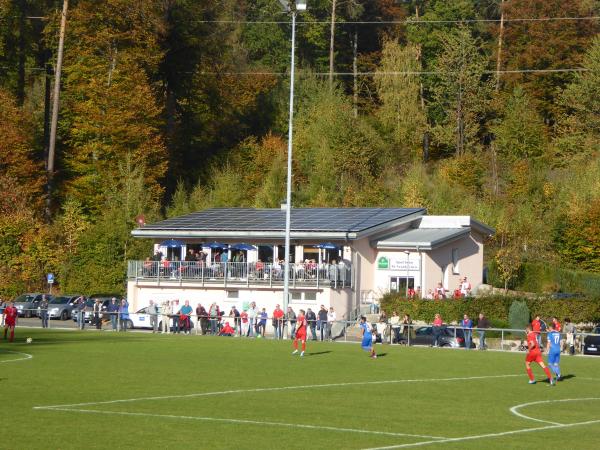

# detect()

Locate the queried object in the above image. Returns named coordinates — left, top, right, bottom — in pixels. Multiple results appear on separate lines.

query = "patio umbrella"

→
left=230, top=243, right=257, bottom=251
left=160, top=239, right=185, bottom=247
left=316, top=242, right=339, bottom=249
left=203, top=242, right=228, bottom=249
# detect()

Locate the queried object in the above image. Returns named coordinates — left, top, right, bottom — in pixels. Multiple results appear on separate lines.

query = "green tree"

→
left=431, top=26, right=491, bottom=156
left=375, top=41, right=427, bottom=161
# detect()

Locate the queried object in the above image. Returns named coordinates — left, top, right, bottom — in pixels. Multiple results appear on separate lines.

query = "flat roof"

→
left=132, top=207, right=426, bottom=240
left=375, top=228, right=471, bottom=250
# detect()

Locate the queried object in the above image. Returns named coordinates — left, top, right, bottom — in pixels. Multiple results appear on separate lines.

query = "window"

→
left=304, top=291, right=317, bottom=301
left=452, top=248, right=459, bottom=274
left=389, top=276, right=414, bottom=294
left=291, top=291, right=302, bottom=301
left=226, top=291, right=239, bottom=299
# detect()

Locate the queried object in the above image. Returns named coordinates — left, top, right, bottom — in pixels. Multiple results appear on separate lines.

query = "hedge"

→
left=381, top=294, right=600, bottom=326
left=486, top=260, right=600, bottom=298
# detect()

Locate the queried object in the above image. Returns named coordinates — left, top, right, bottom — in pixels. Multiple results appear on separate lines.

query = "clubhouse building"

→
left=127, top=208, right=494, bottom=320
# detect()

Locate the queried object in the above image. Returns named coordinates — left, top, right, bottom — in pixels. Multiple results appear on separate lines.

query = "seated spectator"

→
left=219, top=322, right=235, bottom=336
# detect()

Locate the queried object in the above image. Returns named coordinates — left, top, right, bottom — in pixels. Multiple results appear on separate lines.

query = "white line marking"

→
left=0, top=350, right=33, bottom=364
left=510, top=398, right=600, bottom=426
left=362, top=398, right=600, bottom=450
left=41, top=407, right=446, bottom=440
left=34, top=374, right=520, bottom=410
left=360, top=419, right=600, bottom=449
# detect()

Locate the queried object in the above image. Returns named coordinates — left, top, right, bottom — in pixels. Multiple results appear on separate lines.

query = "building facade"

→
left=127, top=208, right=494, bottom=322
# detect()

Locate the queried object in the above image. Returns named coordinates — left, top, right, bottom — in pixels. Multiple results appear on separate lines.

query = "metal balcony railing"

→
left=127, top=260, right=352, bottom=289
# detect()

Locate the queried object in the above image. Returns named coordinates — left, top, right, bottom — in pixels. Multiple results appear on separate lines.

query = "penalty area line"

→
left=39, top=407, right=448, bottom=440
left=360, top=419, right=600, bottom=449
left=33, top=374, right=520, bottom=410
left=0, top=350, right=33, bottom=364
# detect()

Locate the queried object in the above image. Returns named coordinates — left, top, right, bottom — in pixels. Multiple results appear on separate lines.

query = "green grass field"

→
left=2, top=328, right=599, bottom=449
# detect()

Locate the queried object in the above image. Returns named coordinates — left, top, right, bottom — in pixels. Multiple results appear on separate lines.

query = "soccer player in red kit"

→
left=525, top=325, right=554, bottom=385
left=3, top=302, right=18, bottom=342
left=292, top=309, right=307, bottom=357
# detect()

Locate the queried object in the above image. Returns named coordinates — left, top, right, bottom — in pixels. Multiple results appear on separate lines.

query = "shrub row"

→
left=381, top=294, right=600, bottom=326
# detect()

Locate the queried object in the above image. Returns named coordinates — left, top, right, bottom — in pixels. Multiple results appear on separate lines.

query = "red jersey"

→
left=240, top=311, right=248, bottom=323
left=531, top=319, right=541, bottom=334
left=553, top=320, right=562, bottom=332
left=4, top=306, right=17, bottom=324
left=273, top=309, right=284, bottom=320
left=527, top=331, right=539, bottom=352
left=296, top=314, right=306, bottom=334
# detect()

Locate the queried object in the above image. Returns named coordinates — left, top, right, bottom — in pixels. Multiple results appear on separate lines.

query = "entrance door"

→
left=390, top=276, right=414, bottom=295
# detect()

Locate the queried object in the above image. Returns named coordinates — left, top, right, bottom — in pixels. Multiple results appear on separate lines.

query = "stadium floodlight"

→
left=279, top=0, right=307, bottom=322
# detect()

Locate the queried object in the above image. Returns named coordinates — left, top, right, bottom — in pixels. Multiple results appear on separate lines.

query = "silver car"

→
left=13, top=293, right=47, bottom=318
left=47, top=295, right=81, bottom=320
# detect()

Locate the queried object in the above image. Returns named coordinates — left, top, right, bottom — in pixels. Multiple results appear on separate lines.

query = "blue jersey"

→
left=548, top=331, right=562, bottom=353
left=360, top=322, right=372, bottom=350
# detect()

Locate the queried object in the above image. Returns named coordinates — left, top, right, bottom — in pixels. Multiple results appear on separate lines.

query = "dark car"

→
left=411, top=326, right=476, bottom=348
left=583, top=327, right=600, bottom=356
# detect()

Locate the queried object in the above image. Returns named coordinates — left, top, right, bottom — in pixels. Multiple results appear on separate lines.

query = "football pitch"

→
left=2, top=329, right=600, bottom=449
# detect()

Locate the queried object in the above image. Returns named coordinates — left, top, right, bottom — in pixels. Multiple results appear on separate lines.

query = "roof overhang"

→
left=373, top=228, right=471, bottom=251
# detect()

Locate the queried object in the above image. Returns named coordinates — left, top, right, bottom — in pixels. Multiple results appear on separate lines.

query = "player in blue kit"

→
left=360, top=316, right=377, bottom=359
left=546, top=323, right=562, bottom=381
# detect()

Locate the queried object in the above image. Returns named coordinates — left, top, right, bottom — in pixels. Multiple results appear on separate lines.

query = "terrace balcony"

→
left=127, top=260, right=353, bottom=289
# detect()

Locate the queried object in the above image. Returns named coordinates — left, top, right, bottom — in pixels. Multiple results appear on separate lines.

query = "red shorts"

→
left=295, top=332, right=306, bottom=341
left=526, top=351, right=543, bottom=363
left=5, top=319, right=15, bottom=327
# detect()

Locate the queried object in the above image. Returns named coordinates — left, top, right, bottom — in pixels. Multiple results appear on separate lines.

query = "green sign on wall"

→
left=377, top=256, right=389, bottom=269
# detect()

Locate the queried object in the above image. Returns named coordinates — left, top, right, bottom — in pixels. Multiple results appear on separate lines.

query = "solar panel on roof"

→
left=143, top=208, right=424, bottom=234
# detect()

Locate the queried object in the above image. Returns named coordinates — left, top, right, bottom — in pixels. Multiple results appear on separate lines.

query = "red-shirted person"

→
left=3, top=302, right=18, bottom=342
left=552, top=317, right=562, bottom=332
left=218, top=322, right=235, bottom=336
left=272, top=305, right=285, bottom=340
left=525, top=325, right=554, bottom=385
left=292, top=309, right=307, bottom=357
left=531, top=315, right=542, bottom=347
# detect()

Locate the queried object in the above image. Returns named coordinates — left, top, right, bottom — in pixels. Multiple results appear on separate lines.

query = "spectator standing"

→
left=286, top=306, right=297, bottom=339
left=118, top=299, right=129, bottom=332
left=196, top=303, right=208, bottom=335
left=306, top=308, right=317, bottom=341
left=257, top=308, right=268, bottom=337
left=39, top=295, right=49, bottom=329
left=209, top=302, right=219, bottom=335
left=461, top=314, right=473, bottom=350
left=108, top=298, right=119, bottom=331
left=247, top=302, right=257, bottom=337
left=161, top=301, right=172, bottom=334
left=93, top=299, right=102, bottom=330
left=230, top=306, right=241, bottom=334
left=148, top=300, right=158, bottom=333
left=76, top=296, right=86, bottom=330
left=180, top=300, right=193, bottom=334
left=171, top=299, right=181, bottom=334
left=390, top=311, right=401, bottom=344
left=432, top=313, right=443, bottom=347
left=460, top=277, right=472, bottom=297
left=327, top=307, right=336, bottom=341
left=240, top=308, right=249, bottom=337
left=563, top=318, right=576, bottom=355
left=318, top=305, right=328, bottom=341
left=272, top=304, right=284, bottom=339
left=401, top=314, right=412, bottom=344
left=434, top=283, right=446, bottom=299
left=0, top=300, right=5, bottom=327
left=477, top=312, right=490, bottom=350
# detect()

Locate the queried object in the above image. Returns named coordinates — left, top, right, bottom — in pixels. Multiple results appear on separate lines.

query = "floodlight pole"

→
left=283, top=7, right=297, bottom=317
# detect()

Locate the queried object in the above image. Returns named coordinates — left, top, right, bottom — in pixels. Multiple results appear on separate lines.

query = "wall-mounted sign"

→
left=377, top=256, right=419, bottom=271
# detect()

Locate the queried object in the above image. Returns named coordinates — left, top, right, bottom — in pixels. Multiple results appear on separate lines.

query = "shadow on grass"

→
left=559, top=374, right=576, bottom=381
left=307, top=351, right=332, bottom=356
left=376, top=353, right=388, bottom=358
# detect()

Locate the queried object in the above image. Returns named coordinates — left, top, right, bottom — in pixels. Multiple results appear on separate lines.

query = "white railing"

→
left=127, top=260, right=352, bottom=288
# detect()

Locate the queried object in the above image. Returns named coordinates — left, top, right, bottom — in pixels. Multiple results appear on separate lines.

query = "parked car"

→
left=583, top=326, right=600, bottom=356
left=127, top=306, right=195, bottom=331
left=47, top=295, right=81, bottom=320
left=411, top=326, right=476, bottom=348
left=13, top=293, right=48, bottom=318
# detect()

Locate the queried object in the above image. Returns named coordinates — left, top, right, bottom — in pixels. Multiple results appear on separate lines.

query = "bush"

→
left=381, top=293, right=600, bottom=325
left=508, top=300, right=530, bottom=330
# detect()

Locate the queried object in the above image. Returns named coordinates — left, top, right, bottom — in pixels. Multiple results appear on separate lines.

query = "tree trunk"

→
left=352, top=27, right=358, bottom=118
left=495, top=0, right=506, bottom=92
left=329, top=0, right=337, bottom=90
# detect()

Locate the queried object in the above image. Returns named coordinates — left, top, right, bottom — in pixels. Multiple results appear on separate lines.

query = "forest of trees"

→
left=0, top=0, right=599, bottom=297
